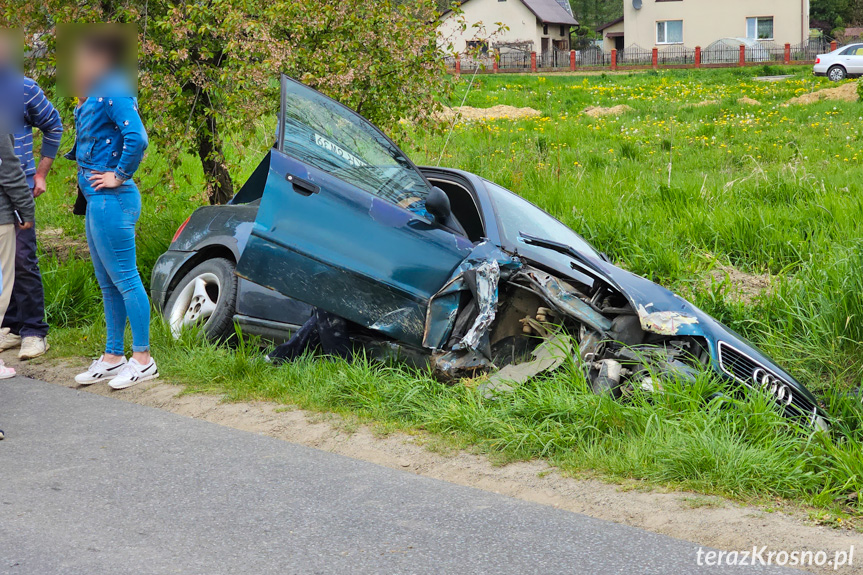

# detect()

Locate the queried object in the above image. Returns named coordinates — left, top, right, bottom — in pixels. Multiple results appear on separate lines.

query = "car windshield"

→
left=280, top=77, right=430, bottom=209
left=484, top=180, right=601, bottom=260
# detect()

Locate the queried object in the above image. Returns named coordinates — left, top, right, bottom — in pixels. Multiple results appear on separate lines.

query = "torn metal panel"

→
left=452, top=260, right=500, bottom=352
left=517, top=268, right=613, bottom=335
left=479, top=334, right=573, bottom=397
left=636, top=304, right=699, bottom=336
left=424, top=241, right=521, bottom=350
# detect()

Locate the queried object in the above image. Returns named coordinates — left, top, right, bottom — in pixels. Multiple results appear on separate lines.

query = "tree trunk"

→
left=195, top=101, right=234, bottom=205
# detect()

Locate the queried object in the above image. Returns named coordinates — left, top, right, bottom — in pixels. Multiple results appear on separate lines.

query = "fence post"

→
left=611, top=49, right=617, bottom=71
left=652, top=47, right=658, bottom=69
left=695, top=46, right=701, bottom=68
left=738, top=44, right=746, bottom=67
left=530, top=51, right=537, bottom=72
left=455, top=54, right=461, bottom=75
left=784, top=43, right=791, bottom=64
left=831, top=41, right=837, bottom=51
left=493, top=56, right=499, bottom=73
left=569, top=49, right=576, bottom=71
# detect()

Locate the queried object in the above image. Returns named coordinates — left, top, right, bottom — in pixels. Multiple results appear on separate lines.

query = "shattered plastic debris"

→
left=479, top=334, right=573, bottom=398
left=636, top=305, right=698, bottom=335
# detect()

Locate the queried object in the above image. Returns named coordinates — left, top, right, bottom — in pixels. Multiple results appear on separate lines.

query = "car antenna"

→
left=437, top=62, right=481, bottom=166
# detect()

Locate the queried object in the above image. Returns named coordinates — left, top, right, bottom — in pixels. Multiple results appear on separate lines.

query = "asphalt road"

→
left=0, top=377, right=801, bottom=575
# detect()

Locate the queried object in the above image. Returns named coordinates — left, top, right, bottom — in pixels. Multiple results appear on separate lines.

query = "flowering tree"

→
left=3, top=0, right=453, bottom=204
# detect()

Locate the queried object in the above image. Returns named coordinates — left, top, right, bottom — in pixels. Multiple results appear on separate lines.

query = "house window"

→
left=543, top=24, right=549, bottom=35
left=656, top=20, right=683, bottom=44
left=466, top=40, right=489, bottom=54
left=746, top=17, right=774, bottom=40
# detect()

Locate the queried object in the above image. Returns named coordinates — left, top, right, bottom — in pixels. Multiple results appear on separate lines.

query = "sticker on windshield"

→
left=313, top=133, right=368, bottom=168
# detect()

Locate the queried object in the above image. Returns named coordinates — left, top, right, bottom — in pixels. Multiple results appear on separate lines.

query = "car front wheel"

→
left=164, top=257, right=238, bottom=341
left=828, top=65, right=847, bottom=82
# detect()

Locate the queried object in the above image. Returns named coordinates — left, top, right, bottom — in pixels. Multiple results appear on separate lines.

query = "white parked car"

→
left=814, top=43, right=863, bottom=81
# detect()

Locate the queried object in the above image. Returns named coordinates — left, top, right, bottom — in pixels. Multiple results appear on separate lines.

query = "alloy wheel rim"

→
left=169, top=272, right=222, bottom=337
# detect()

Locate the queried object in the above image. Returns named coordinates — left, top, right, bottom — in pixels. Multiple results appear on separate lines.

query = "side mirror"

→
left=426, top=186, right=452, bottom=225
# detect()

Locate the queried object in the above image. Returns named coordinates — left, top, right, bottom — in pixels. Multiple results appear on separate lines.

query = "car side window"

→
left=841, top=45, right=863, bottom=55
left=279, top=78, right=430, bottom=215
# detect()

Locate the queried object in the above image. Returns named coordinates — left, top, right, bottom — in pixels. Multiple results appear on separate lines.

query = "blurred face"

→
left=0, top=31, right=22, bottom=133
left=58, top=24, right=137, bottom=99
left=0, top=33, right=18, bottom=72
left=73, top=42, right=113, bottom=97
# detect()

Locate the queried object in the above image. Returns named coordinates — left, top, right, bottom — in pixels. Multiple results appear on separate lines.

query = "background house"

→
left=438, top=0, right=578, bottom=55
left=597, top=0, right=810, bottom=50
left=597, top=17, right=624, bottom=51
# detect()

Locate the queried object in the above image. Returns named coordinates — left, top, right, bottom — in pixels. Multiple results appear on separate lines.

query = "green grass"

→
left=34, top=66, right=863, bottom=517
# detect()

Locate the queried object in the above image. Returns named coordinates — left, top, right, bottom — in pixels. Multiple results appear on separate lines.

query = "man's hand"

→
left=33, top=156, right=54, bottom=198
left=33, top=173, right=47, bottom=198
left=88, top=171, right=124, bottom=191
left=17, top=221, right=34, bottom=231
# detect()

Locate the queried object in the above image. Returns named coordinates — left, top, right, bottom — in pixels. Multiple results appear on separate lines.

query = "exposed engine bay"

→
left=429, top=257, right=711, bottom=398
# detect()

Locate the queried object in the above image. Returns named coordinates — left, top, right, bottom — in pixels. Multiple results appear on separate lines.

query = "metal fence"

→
left=498, top=51, right=530, bottom=70
left=791, top=38, right=833, bottom=61
left=537, top=49, right=571, bottom=69
left=578, top=47, right=611, bottom=67
left=618, top=44, right=652, bottom=66
left=658, top=45, right=696, bottom=65
left=700, top=42, right=741, bottom=64
left=446, top=39, right=828, bottom=73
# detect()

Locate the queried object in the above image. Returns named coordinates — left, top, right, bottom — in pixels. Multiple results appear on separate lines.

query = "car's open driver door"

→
left=236, top=76, right=475, bottom=347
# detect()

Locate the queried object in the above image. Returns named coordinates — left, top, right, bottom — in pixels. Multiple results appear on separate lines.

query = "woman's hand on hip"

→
left=88, top=171, right=125, bottom=191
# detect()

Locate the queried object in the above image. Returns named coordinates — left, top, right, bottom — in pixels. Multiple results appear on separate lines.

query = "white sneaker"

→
left=109, top=358, right=159, bottom=390
left=19, top=336, right=49, bottom=360
left=75, top=358, right=128, bottom=385
left=0, top=328, right=21, bottom=352
left=0, top=358, right=15, bottom=380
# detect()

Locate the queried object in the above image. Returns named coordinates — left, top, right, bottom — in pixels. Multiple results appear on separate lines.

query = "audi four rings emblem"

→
left=752, top=368, right=794, bottom=405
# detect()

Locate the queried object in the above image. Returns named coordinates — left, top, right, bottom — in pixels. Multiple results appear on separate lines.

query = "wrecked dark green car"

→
left=151, top=76, right=829, bottom=429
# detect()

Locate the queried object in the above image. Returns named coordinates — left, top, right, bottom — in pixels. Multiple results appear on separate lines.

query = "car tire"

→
left=828, top=65, right=847, bottom=82
left=164, top=257, right=238, bottom=341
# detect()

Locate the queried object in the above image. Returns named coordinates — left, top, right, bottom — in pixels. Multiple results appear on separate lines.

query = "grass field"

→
left=32, top=65, right=863, bottom=518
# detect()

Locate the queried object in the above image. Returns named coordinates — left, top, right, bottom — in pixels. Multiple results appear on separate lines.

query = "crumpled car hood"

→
left=520, top=247, right=823, bottom=414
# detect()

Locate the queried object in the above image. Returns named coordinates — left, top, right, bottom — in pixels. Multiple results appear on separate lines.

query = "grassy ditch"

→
left=33, top=65, right=863, bottom=517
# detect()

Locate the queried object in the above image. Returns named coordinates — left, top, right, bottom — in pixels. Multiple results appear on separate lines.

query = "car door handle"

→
left=286, top=174, right=320, bottom=196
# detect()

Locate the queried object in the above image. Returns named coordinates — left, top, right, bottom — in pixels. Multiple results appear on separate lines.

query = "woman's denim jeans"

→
left=79, top=168, right=150, bottom=354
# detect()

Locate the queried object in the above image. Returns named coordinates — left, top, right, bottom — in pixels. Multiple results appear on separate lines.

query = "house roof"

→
left=596, top=16, right=624, bottom=32
left=441, top=0, right=578, bottom=26
left=842, top=27, right=863, bottom=39
left=521, top=0, right=578, bottom=25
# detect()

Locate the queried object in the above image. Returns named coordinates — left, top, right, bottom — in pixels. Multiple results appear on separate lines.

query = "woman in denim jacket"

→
left=69, top=31, right=158, bottom=389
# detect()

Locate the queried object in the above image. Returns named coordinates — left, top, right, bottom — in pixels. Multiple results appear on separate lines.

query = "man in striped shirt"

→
left=0, top=71, right=63, bottom=360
